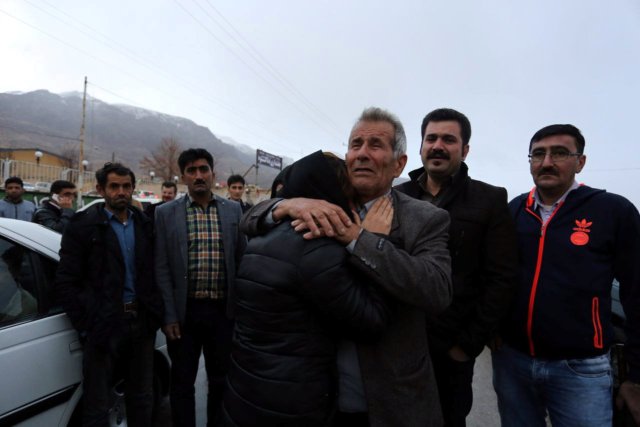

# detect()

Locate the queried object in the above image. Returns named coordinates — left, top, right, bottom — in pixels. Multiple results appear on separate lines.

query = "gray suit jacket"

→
left=241, top=190, right=452, bottom=427
left=352, top=190, right=451, bottom=427
left=155, top=194, right=246, bottom=325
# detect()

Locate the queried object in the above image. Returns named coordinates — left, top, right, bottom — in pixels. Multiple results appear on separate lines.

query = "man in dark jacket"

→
left=395, top=108, right=518, bottom=427
left=227, top=174, right=253, bottom=214
left=144, top=180, right=177, bottom=226
left=32, top=179, right=76, bottom=232
left=55, top=162, right=163, bottom=427
left=493, top=124, right=640, bottom=426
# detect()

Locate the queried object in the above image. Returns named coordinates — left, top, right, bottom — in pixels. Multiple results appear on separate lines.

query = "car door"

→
left=0, top=234, right=83, bottom=426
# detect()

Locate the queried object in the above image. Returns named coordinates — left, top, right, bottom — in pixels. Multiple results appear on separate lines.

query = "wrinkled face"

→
left=182, top=159, right=214, bottom=197
left=161, top=186, right=177, bottom=202
left=228, top=182, right=245, bottom=201
left=529, top=134, right=586, bottom=196
left=5, top=183, right=24, bottom=202
left=98, top=173, right=133, bottom=213
left=346, top=120, right=407, bottom=203
left=421, top=120, right=469, bottom=180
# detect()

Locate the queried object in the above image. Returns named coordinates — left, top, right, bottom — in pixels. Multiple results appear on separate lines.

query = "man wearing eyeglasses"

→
left=493, top=124, right=640, bottom=426
left=155, top=148, right=246, bottom=427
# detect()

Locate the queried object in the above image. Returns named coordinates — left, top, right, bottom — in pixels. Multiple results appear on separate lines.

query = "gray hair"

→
left=350, top=107, right=407, bottom=159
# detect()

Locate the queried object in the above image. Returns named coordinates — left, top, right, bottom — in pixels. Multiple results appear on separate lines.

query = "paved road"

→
left=468, top=348, right=500, bottom=426
left=155, top=356, right=208, bottom=426
left=156, top=348, right=501, bottom=426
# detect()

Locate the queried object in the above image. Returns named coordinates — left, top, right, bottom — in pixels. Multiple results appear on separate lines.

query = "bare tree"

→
left=59, top=143, right=78, bottom=169
left=139, top=137, right=183, bottom=181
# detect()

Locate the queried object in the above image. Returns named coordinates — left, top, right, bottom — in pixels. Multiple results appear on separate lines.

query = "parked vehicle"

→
left=21, top=182, right=36, bottom=192
left=34, top=182, right=51, bottom=193
left=0, top=218, right=170, bottom=426
left=79, top=197, right=158, bottom=212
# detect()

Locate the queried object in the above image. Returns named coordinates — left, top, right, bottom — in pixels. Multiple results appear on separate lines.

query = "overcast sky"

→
left=1, top=0, right=640, bottom=204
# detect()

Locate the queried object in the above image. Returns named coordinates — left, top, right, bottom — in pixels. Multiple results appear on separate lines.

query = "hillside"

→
left=0, top=90, right=286, bottom=187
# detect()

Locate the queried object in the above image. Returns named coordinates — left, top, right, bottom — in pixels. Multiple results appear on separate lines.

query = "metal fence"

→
left=0, top=158, right=95, bottom=191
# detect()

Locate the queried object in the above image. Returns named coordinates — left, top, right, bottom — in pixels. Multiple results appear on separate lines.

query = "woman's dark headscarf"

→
left=270, top=165, right=291, bottom=199
left=278, top=151, right=354, bottom=221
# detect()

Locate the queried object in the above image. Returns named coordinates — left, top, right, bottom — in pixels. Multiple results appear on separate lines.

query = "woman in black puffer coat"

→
left=221, top=151, right=391, bottom=427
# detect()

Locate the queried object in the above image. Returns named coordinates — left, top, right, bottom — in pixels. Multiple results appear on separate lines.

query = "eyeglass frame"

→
left=528, top=149, right=582, bottom=164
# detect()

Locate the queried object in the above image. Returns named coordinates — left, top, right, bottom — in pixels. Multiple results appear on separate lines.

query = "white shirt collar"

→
left=532, top=180, right=580, bottom=211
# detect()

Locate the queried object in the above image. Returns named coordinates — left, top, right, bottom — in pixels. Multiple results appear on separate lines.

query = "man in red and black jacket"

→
left=493, top=124, right=640, bottom=426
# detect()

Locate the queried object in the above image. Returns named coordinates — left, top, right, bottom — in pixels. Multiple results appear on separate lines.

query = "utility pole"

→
left=78, top=76, right=88, bottom=192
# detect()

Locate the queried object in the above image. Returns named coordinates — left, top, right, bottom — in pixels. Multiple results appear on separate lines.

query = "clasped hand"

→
left=282, top=196, right=394, bottom=245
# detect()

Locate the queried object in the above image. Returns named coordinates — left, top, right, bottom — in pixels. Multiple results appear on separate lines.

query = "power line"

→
left=0, top=123, right=80, bottom=142
left=26, top=0, right=340, bottom=141
left=3, top=4, right=298, bottom=152
left=200, top=0, right=344, bottom=134
left=172, top=0, right=342, bottom=140
left=24, top=0, right=249, bottom=119
left=16, top=1, right=240, bottom=116
left=87, top=82, right=147, bottom=108
left=86, top=81, right=294, bottom=153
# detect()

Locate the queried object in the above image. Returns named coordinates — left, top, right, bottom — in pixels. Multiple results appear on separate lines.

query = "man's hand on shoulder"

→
left=278, top=198, right=352, bottom=238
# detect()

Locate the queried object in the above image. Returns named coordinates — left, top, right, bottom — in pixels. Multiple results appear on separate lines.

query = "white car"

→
left=34, top=182, right=52, bottom=193
left=0, top=218, right=170, bottom=426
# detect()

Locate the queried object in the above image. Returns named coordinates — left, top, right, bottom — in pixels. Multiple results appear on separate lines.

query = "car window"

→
left=0, top=239, right=38, bottom=326
left=0, top=237, right=61, bottom=327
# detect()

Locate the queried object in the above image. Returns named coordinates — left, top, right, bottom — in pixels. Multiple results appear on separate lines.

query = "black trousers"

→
left=430, top=347, right=476, bottom=427
left=167, top=299, right=233, bottom=427
left=82, top=312, right=155, bottom=427
left=333, top=411, right=369, bottom=427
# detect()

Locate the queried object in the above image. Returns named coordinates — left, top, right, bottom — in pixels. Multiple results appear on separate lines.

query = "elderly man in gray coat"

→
left=242, top=107, right=452, bottom=427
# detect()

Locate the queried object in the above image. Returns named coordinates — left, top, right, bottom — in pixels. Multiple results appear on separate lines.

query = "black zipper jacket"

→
left=505, top=186, right=640, bottom=382
left=54, top=203, right=163, bottom=351
left=395, top=163, right=518, bottom=358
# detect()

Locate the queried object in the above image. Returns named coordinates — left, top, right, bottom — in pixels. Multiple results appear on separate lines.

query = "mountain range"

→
left=0, top=90, right=289, bottom=187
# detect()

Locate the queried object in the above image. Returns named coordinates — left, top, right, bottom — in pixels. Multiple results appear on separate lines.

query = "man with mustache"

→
left=493, top=124, right=640, bottom=426
left=55, top=162, right=163, bottom=426
left=395, top=108, right=518, bottom=427
left=144, top=180, right=178, bottom=226
left=241, top=107, right=452, bottom=427
left=155, top=148, right=246, bottom=427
